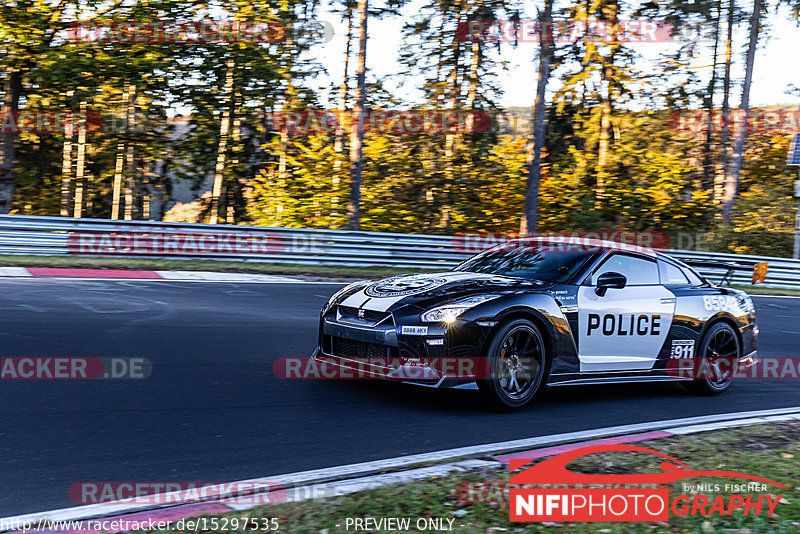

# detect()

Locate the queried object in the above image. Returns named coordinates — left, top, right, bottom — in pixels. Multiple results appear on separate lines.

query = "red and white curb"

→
left=3, top=406, right=799, bottom=531
left=0, top=267, right=316, bottom=283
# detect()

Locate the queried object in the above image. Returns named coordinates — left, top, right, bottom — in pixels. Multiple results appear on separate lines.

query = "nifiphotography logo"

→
left=509, top=444, right=786, bottom=522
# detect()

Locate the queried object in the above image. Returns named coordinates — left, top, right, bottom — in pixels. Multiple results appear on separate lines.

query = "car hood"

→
left=336, top=271, right=550, bottom=313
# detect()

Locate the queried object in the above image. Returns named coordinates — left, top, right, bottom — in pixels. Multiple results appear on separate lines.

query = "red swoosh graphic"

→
left=509, top=444, right=786, bottom=488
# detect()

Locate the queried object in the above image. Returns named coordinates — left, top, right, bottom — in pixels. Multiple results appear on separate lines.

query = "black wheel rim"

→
left=704, top=327, right=738, bottom=388
left=495, top=326, right=544, bottom=400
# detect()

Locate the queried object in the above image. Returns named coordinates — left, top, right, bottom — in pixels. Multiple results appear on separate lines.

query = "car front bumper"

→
left=313, top=311, right=484, bottom=389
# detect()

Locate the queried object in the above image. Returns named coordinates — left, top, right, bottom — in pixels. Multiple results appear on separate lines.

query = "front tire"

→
left=683, top=322, right=740, bottom=395
left=477, top=319, right=547, bottom=409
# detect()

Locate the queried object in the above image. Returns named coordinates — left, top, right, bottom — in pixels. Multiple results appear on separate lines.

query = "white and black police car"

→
left=313, top=238, right=759, bottom=408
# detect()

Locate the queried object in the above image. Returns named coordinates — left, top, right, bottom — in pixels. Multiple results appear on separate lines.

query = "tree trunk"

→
left=596, top=100, right=611, bottom=205
left=332, top=7, right=351, bottom=209
left=463, top=32, right=481, bottom=168
left=702, top=0, right=722, bottom=193
left=723, top=0, right=761, bottom=224
left=346, top=0, right=368, bottom=230
left=278, top=124, right=288, bottom=180
left=718, top=0, right=735, bottom=205
left=110, top=147, right=125, bottom=219
left=334, top=1, right=353, bottom=158
left=124, top=84, right=137, bottom=220
left=521, top=0, right=554, bottom=236
left=142, top=161, right=151, bottom=220
left=86, top=172, right=93, bottom=215
left=278, top=20, right=295, bottom=183
left=228, top=90, right=242, bottom=223
left=595, top=0, right=619, bottom=209
left=72, top=102, right=87, bottom=218
left=111, top=81, right=131, bottom=220
left=210, top=59, right=235, bottom=225
left=435, top=14, right=446, bottom=103
left=464, top=39, right=481, bottom=125
left=0, top=69, right=22, bottom=214
left=60, top=111, right=74, bottom=217
left=444, top=3, right=465, bottom=157
left=442, top=1, right=466, bottom=230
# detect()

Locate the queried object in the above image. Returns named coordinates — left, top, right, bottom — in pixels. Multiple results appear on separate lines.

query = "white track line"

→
left=226, top=460, right=497, bottom=511
left=154, top=271, right=303, bottom=282
left=664, top=413, right=800, bottom=435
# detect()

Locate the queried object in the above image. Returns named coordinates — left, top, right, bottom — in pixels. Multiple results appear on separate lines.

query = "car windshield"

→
left=455, top=242, right=598, bottom=282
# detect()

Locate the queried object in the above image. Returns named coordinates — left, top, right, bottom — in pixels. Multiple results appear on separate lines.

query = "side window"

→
left=589, top=254, right=660, bottom=286
left=659, top=260, right=689, bottom=285
left=683, top=267, right=704, bottom=286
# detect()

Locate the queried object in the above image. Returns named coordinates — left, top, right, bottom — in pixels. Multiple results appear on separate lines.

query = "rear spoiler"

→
left=682, top=259, right=769, bottom=286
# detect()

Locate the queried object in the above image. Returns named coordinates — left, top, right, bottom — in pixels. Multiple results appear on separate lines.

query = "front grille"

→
left=338, top=305, right=390, bottom=324
left=425, top=344, right=446, bottom=359
left=327, top=335, right=394, bottom=359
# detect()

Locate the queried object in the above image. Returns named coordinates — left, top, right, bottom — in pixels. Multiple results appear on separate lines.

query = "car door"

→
left=576, top=252, right=675, bottom=372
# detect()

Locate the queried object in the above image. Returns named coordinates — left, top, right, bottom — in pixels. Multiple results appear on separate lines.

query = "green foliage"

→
left=1, top=0, right=796, bottom=257
left=248, top=133, right=348, bottom=228
left=709, top=134, right=798, bottom=256
left=541, top=108, right=714, bottom=233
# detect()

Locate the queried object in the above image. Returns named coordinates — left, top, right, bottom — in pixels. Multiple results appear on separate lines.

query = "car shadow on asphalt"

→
left=319, top=378, right=690, bottom=414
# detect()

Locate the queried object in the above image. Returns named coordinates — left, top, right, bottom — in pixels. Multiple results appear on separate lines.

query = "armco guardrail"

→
left=0, top=215, right=468, bottom=269
left=0, top=214, right=799, bottom=288
left=666, top=249, right=800, bottom=289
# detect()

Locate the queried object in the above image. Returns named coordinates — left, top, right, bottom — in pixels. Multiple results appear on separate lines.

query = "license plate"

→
left=399, top=326, right=428, bottom=335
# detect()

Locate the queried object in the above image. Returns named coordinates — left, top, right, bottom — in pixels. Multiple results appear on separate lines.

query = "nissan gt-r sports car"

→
left=313, top=238, right=759, bottom=409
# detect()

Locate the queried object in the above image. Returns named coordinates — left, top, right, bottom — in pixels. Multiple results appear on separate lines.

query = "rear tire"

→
left=683, top=322, right=740, bottom=395
left=477, top=319, right=547, bottom=409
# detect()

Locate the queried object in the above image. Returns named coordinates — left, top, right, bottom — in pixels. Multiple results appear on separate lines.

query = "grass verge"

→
left=732, top=284, right=800, bottom=297
left=146, top=421, right=800, bottom=534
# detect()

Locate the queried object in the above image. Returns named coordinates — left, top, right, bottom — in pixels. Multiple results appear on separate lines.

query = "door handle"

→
left=660, top=297, right=676, bottom=304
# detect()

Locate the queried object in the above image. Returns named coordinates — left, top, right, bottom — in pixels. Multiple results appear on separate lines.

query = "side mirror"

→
left=595, top=271, right=627, bottom=296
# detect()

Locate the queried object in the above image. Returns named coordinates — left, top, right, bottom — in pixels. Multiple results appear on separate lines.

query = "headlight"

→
left=420, top=295, right=501, bottom=323
left=323, top=281, right=369, bottom=311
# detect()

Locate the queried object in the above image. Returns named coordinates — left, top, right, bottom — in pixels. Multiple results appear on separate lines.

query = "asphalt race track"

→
left=1, top=279, right=799, bottom=515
